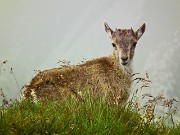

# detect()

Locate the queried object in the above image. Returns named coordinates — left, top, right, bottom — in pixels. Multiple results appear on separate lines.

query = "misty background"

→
left=0, top=0, right=180, bottom=121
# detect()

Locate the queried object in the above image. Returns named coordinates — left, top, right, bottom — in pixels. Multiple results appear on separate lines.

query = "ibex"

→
left=22, top=22, right=146, bottom=104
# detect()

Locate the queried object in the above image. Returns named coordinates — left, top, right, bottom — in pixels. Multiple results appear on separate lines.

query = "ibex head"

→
left=104, top=22, right=146, bottom=72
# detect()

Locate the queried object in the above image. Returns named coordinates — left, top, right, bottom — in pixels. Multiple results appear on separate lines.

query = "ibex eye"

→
left=132, top=42, right=137, bottom=48
left=112, top=43, right=116, bottom=47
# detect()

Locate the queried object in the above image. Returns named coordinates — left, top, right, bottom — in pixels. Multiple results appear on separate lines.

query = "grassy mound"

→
left=0, top=98, right=179, bottom=135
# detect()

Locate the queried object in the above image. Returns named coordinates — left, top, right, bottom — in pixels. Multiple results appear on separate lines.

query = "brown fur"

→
left=23, top=53, right=131, bottom=104
left=22, top=22, right=146, bottom=104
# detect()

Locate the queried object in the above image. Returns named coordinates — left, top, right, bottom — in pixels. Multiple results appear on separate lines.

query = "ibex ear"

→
left=104, top=21, right=114, bottom=38
left=135, top=23, right=146, bottom=40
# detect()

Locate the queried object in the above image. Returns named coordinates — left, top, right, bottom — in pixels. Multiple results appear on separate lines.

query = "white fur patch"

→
left=121, top=61, right=133, bottom=78
left=137, top=31, right=142, bottom=39
left=30, top=89, right=38, bottom=103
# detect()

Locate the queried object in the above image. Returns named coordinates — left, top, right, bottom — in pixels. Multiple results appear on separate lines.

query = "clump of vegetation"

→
left=0, top=94, right=179, bottom=135
left=0, top=85, right=180, bottom=135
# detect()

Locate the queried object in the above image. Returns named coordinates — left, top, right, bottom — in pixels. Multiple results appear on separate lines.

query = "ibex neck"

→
left=110, top=51, right=133, bottom=78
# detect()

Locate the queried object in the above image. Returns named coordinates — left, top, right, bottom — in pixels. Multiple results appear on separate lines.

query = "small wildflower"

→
left=70, top=124, right=75, bottom=129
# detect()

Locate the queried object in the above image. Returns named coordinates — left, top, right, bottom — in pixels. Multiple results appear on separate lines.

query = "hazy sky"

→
left=0, top=0, right=180, bottom=108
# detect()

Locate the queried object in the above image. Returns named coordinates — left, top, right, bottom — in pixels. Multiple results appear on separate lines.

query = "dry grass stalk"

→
left=129, top=72, right=178, bottom=125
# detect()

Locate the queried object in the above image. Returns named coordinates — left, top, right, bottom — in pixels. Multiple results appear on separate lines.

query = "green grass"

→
left=0, top=97, right=179, bottom=135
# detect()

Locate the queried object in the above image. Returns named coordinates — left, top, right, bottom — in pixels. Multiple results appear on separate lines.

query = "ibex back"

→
left=22, top=22, right=146, bottom=104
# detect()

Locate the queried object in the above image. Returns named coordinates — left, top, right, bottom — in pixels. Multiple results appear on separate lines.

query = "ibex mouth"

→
left=121, top=61, right=128, bottom=66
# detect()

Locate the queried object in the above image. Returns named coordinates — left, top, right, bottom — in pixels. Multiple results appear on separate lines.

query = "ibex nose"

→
left=121, top=57, right=128, bottom=61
